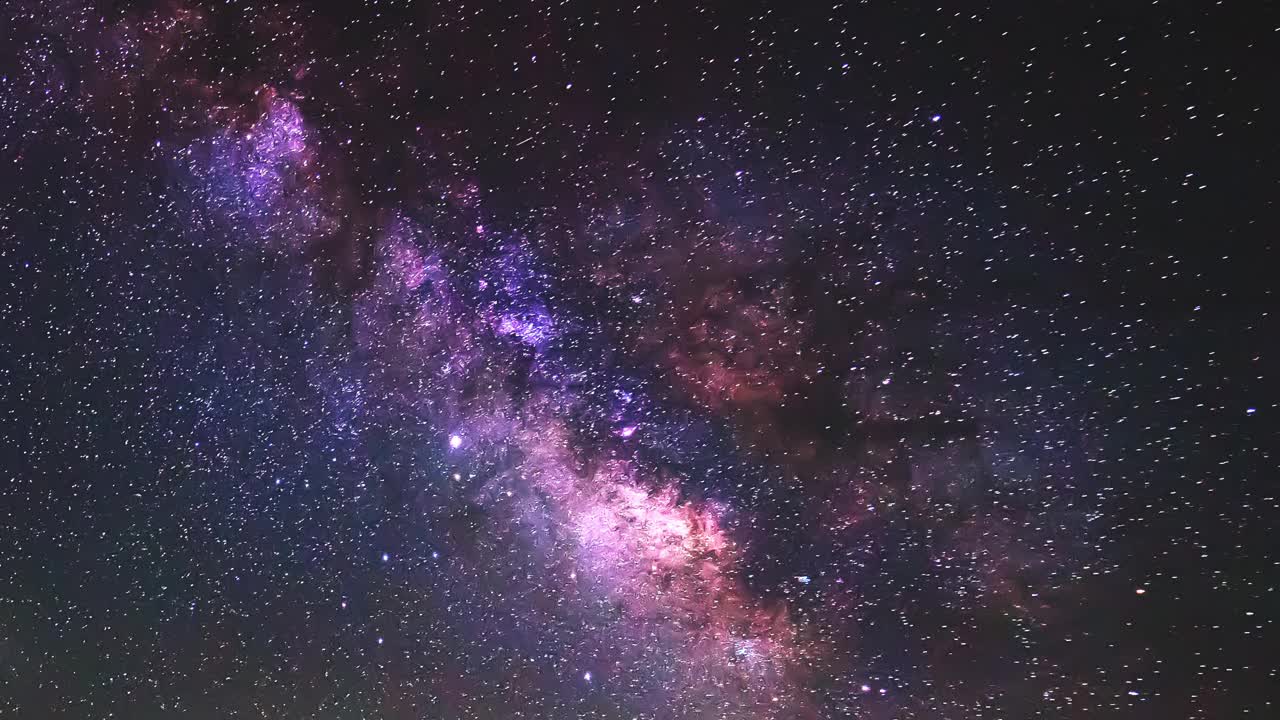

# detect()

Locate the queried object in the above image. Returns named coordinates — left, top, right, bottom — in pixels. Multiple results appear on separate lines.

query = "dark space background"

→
left=0, top=1, right=1274, bottom=718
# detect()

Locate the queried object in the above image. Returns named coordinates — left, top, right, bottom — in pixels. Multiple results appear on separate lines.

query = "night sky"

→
left=0, top=1, right=1275, bottom=718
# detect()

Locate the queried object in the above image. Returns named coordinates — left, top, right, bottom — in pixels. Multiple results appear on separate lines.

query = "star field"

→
left=0, top=2, right=1274, bottom=719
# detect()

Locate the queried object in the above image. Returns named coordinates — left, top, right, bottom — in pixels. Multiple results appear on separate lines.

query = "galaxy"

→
left=0, top=2, right=1274, bottom=718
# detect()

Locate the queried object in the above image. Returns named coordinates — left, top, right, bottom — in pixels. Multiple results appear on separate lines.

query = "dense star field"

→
left=0, top=1, right=1275, bottom=718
